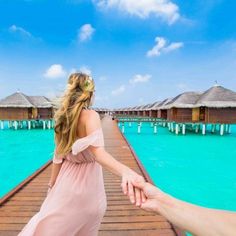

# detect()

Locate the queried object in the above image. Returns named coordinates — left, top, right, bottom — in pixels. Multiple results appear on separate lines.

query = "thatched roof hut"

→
left=0, top=91, right=54, bottom=120
left=164, top=92, right=201, bottom=122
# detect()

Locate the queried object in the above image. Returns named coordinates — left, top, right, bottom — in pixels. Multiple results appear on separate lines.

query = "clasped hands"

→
left=121, top=170, right=147, bottom=207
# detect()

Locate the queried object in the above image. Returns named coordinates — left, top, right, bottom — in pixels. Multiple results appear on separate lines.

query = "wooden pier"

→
left=0, top=115, right=183, bottom=236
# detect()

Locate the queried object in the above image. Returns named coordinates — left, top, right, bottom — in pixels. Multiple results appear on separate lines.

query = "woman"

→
left=18, top=72, right=146, bottom=236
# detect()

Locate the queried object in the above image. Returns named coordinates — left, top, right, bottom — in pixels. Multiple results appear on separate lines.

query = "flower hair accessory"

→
left=83, top=76, right=94, bottom=92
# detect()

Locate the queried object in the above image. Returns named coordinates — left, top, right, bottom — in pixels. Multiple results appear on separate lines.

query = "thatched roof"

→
left=149, top=101, right=161, bottom=110
left=0, top=92, right=33, bottom=108
left=164, top=92, right=202, bottom=109
left=155, top=98, right=173, bottom=109
left=140, top=103, right=154, bottom=110
left=0, top=91, right=54, bottom=108
left=27, top=96, right=52, bottom=108
left=194, top=85, right=236, bottom=108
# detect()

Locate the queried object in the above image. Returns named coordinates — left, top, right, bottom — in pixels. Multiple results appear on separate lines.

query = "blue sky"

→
left=0, top=0, right=236, bottom=108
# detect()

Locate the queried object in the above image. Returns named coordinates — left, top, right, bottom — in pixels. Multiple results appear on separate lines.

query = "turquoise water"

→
left=0, top=121, right=54, bottom=198
left=119, top=122, right=236, bottom=211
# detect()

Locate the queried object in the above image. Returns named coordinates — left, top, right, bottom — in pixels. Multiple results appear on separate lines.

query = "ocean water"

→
left=0, top=121, right=54, bottom=198
left=119, top=122, right=236, bottom=211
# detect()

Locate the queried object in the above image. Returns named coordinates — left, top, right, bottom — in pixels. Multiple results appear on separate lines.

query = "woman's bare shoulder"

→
left=80, top=109, right=100, bottom=122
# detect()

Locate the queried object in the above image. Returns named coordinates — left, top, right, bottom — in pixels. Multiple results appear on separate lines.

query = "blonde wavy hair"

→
left=53, top=72, right=95, bottom=158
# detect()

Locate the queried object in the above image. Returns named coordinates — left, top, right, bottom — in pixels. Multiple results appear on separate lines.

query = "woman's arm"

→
left=87, top=111, right=146, bottom=206
left=47, top=157, right=63, bottom=194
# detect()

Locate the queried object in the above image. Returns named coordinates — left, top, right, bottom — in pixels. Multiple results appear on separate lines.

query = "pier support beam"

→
left=211, top=124, right=216, bottom=133
left=13, top=121, right=18, bottom=130
left=175, top=124, right=179, bottom=135
left=220, top=124, right=224, bottom=136
left=129, top=122, right=132, bottom=127
left=182, top=124, right=186, bottom=135
left=0, top=120, right=4, bottom=130
left=43, top=120, right=46, bottom=130
left=228, top=125, right=231, bottom=134
left=137, top=123, right=141, bottom=134
left=154, top=123, right=157, bottom=134
left=47, top=120, right=51, bottom=129
left=195, top=124, right=199, bottom=133
left=171, top=123, right=174, bottom=133
left=202, top=124, right=206, bottom=135
left=122, top=123, right=125, bottom=133
left=28, top=121, right=31, bottom=129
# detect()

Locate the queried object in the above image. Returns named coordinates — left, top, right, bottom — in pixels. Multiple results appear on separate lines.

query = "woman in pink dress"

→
left=18, top=72, right=146, bottom=236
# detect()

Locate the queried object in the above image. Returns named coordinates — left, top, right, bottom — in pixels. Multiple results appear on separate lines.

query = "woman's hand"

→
left=121, top=170, right=146, bottom=206
left=46, top=182, right=53, bottom=196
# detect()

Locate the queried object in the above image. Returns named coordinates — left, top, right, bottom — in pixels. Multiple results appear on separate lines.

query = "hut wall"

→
left=167, top=108, right=192, bottom=122
left=160, top=109, right=167, bottom=120
left=37, top=108, right=53, bottom=119
left=151, top=110, right=157, bottom=118
left=205, top=108, right=236, bottom=123
left=0, top=107, right=29, bottom=120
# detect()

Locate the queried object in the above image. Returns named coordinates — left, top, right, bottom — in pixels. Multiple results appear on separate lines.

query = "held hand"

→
left=131, top=177, right=162, bottom=212
left=121, top=171, right=146, bottom=206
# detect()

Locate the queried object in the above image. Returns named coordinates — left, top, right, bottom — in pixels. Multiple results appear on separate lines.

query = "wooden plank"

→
left=0, top=115, right=180, bottom=236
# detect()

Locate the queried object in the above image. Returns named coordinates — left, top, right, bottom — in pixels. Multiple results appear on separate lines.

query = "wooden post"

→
left=0, top=120, right=3, bottom=130
left=228, top=124, right=231, bottom=134
left=43, top=120, right=46, bottom=130
left=47, top=120, right=51, bottom=129
left=182, top=124, right=186, bottom=135
left=28, top=121, right=31, bottom=129
left=151, top=122, right=153, bottom=127
left=154, top=123, right=157, bottom=134
left=171, top=123, right=174, bottom=132
left=14, top=120, right=18, bottom=130
left=122, top=123, right=125, bottom=133
left=211, top=124, right=216, bottom=133
left=220, top=124, right=224, bottom=136
left=175, top=123, right=179, bottom=135
left=129, top=122, right=132, bottom=127
left=137, top=122, right=141, bottom=134
left=195, top=124, right=199, bottom=133
left=202, top=124, right=206, bottom=135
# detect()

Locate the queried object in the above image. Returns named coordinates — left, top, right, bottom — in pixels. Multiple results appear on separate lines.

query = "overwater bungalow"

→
left=156, top=98, right=173, bottom=120
left=148, top=101, right=161, bottom=117
left=192, top=85, right=236, bottom=124
left=165, top=92, right=202, bottom=122
left=141, top=103, right=156, bottom=117
left=0, top=91, right=54, bottom=120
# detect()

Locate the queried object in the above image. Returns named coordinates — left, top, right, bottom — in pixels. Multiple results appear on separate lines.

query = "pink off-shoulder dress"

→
left=18, top=127, right=107, bottom=236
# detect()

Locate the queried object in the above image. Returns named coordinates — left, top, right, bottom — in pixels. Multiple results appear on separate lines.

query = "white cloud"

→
left=78, top=24, right=95, bottom=42
left=9, top=25, right=32, bottom=37
left=44, top=64, right=67, bottom=79
left=111, top=85, right=125, bottom=96
left=147, top=36, right=183, bottom=57
left=163, top=42, right=184, bottom=53
left=94, top=0, right=180, bottom=24
left=129, top=74, right=151, bottom=84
